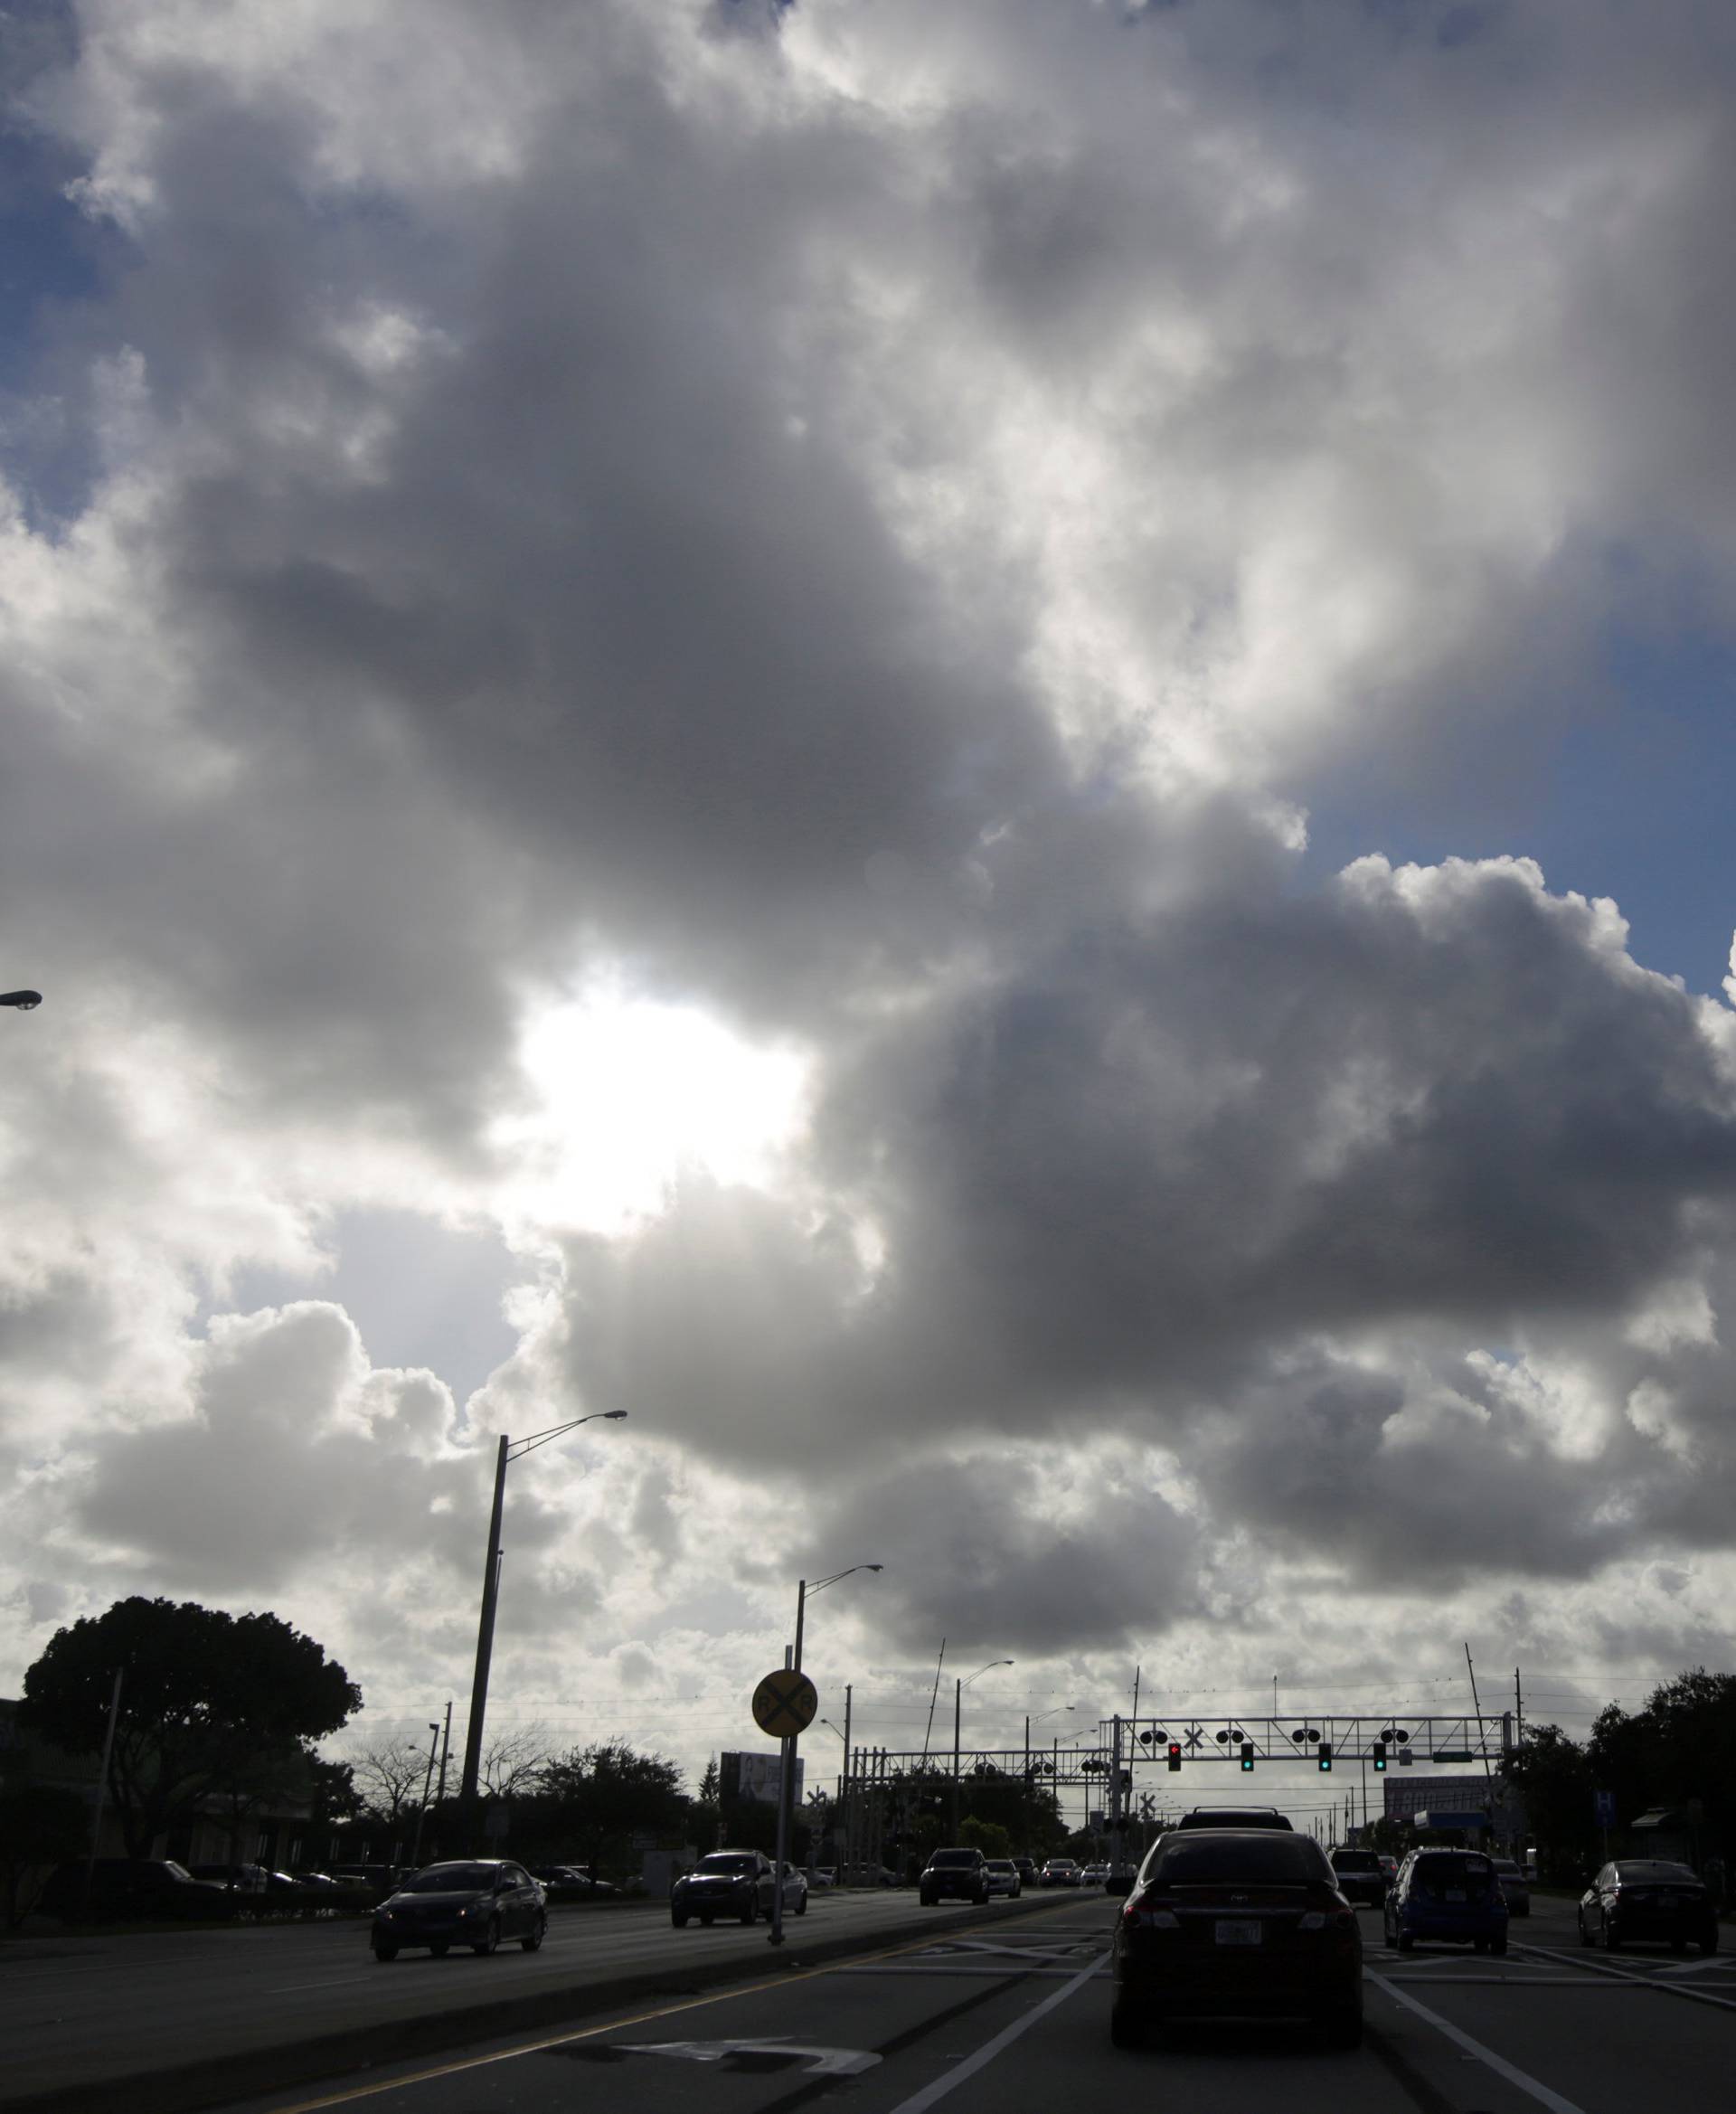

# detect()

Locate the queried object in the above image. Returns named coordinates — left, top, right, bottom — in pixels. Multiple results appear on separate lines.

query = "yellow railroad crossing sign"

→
left=752, top=1666, right=818, bottom=1739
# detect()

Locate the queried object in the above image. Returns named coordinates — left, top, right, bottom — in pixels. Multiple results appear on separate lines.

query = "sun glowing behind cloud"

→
left=491, top=982, right=813, bottom=1236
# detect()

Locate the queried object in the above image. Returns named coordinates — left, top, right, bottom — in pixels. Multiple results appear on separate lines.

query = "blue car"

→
left=1384, top=1848, right=1508, bottom=1954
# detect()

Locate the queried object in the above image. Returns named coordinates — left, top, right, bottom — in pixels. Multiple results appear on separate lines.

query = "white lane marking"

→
left=1653, top=1954, right=1734, bottom=1977
left=1516, top=1943, right=1736, bottom=2014
left=1366, top=1972, right=1588, bottom=2114
left=840, top=1964, right=1108, bottom=1979
left=884, top=1952, right=1105, bottom=2114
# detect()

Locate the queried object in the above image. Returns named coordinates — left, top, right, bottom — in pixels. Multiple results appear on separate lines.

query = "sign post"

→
left=753, top=1663, right=818, bottom=1948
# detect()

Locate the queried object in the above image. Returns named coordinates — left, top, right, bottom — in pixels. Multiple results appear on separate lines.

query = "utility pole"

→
left=83, top=1669, right=123, bottom=1914
left=410, top=1722, right=440, bottom=1867
left=840, top=1684, right=853, bottom=1880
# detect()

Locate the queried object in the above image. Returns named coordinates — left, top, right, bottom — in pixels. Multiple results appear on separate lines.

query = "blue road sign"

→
left=1594, top=1788, right=1617, bottom=1826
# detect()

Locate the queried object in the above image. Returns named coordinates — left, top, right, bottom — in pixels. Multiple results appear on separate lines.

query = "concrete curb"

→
left=3, top=1892, right=1071, bottom=2114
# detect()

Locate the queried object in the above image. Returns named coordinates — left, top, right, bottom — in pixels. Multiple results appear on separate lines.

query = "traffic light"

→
left=1317, top=1742, right=1333, bottom=1771
left=1373, top=1741, right=1387, bottom=1772
left=1166, top=1742, right=1182, bottom=1772
left=1240, top=1741, right=1255, bottom=1771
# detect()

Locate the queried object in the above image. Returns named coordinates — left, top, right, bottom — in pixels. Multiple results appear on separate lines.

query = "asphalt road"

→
left=7, top=1892, right=1732, bottom=2114
left=212, top=1892, right=1731, bottom=2114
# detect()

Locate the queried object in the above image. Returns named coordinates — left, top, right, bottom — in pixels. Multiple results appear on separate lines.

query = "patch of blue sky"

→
left=1299, top=618, right=1736, bottom=1000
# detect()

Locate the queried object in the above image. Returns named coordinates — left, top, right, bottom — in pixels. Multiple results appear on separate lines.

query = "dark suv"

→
left=920, top=1847, right=989, bottom=1905
left=1327, top=1847, right=1388, bottom=1909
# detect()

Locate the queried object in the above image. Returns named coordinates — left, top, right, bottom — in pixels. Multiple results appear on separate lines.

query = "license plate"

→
left=1215, top=1920, right=1262, bottom=1946
left=1445, top=1889, right=1466, bottom=1902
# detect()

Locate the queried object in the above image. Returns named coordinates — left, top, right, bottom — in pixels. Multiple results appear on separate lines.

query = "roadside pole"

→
left=771, top=1645, right=793, bottom=1948
left=82, top=1668, right=123, bottom=1915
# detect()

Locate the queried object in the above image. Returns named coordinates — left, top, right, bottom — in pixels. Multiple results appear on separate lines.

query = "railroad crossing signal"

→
left=1140, top=1793, right=1156, bottom=1819
left=751, top=1667, right=818, bottom=1740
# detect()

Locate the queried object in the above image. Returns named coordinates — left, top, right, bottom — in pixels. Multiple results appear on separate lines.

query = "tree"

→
left=959, top=1815, right=1014, bottom=1859
left=1502, top=1722, right=1596, bottom=1883
left=349, top=1737, right=434, bottom=1826
left=535, top=1740, right=687, bottom=1874
left=18, top=1598, right=362, bottom=1860
left=693, top=1755, right=722, bottom=1854
left=0, top=1786, right=89, bottom=1929
left=480, top=1722, right=551, bottom=1801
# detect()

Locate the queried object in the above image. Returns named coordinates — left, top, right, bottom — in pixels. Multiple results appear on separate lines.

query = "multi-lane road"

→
left=5, top=1891, right=1732, bottom=2114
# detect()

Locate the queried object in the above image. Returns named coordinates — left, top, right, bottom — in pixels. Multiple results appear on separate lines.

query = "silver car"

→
left=984, top=1857, right=1022, bottom=1898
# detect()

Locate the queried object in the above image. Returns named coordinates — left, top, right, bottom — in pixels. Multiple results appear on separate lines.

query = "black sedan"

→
left=1578, top=1860, right=1719, bottom=1954
left=1110, top=1828, right=1363, bottom=2050
left=371, top=1860, right=546, bottom=1960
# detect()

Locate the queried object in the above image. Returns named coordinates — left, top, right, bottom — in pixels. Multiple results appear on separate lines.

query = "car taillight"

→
left=1122, top=1898, right=1179, bottom=1930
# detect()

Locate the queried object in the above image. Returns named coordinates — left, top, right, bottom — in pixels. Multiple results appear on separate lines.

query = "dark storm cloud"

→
left=557, top=848, right=1736, bottom=1466
left=786, top=1450, right=1203, bottom=1661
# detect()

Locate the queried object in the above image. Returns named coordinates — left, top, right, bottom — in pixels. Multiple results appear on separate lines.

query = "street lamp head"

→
left=0, top=990, right=42, bottom=1010
left=599, top=1411, right=628, bottom=1420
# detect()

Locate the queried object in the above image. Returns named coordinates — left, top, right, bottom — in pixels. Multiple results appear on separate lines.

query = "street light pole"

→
left=952, top=1660, right=1013, bottom=1836
left=769, top=1564, right=881, bottom=1948
left=410, top=1722, right=440, bottom=1868
left=457, top=1411, right=627, bottom=1843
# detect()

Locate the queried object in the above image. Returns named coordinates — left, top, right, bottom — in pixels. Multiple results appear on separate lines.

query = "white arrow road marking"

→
left=618, top=2039, right=880, bottom=2077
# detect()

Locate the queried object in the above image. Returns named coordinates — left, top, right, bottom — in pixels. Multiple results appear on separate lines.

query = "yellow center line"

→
left=260, top=1927, right=982, bottom=2114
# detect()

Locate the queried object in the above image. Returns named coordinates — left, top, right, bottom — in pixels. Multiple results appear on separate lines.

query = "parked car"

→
left=1172, top=1807, right=1295, bottom=1832
left=41, top=1859, right=235, bottom=1921
left=189, top=1862, right=271, bottom=1894
left=1327, top=1847, right=1388, bottom=1909
left=1041, top=1857, right=1081, bottom=1887
left=984, top=1858, right=1022, bottom=1898
left=1578, top=1861, right=1717, bottom=1954
left=1110, top=1827, right=1362, bottom=2050
left=669, top=1850, right=806, bottom=1927
left=1491, top=1858, right=1531, bottom=1917
left=920, top=1847, right=990, bottom=1904
left=812, top=1867, right=838, bottom=1889
left=838, top=1863, right=900, bottom=1887
left=372, top=1859, right=546, bottom=1960
left=1384, top=1848, right=1508, bottom=1955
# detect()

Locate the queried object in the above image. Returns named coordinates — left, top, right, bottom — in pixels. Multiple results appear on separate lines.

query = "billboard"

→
left=723, top=1751, right=807, bottom=1806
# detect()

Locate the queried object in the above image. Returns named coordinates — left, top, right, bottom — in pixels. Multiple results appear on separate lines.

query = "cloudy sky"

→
left=4, top=0, right=1735, bottom=1825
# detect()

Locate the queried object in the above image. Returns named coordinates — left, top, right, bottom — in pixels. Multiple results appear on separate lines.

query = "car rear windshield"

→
left=1178, top=1810, right=1292, bottom=1829
left=1150, top=1836, right=1327, bottom=1885
left=695, top=1854, right=759, bottom=1875
left=1410, top=1854, right=1494, bottom=1892
left=1616, top=1862, right=1697, bottom=1882
left=402, top=1864, right=496, bottom=1892
left=1332, top=1851, right=1380, bottom=1870
left=929, top=1851, right=979, bottom=1867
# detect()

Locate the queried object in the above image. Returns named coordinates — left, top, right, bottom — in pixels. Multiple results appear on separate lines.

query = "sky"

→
left=4, top=0, right=1736, bottom=1831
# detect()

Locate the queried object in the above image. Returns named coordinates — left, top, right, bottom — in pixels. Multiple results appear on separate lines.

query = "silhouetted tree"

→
left=18, top=1598, right=361, bottom=1859
left=536, top=1740, right=686, bottom=1873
